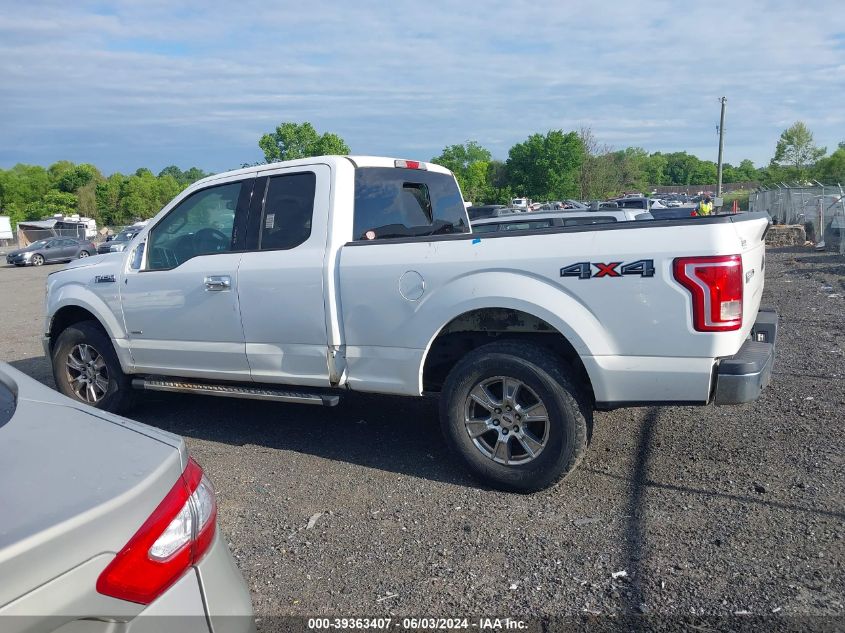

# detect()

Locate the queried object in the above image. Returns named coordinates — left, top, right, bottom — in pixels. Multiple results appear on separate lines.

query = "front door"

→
left=237, top=165, right=332, bottom=386
left=120, top=176, right=255, bottom=379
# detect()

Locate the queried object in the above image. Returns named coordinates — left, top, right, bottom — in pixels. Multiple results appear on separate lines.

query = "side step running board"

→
left=132, top=378, right=340, bottom=406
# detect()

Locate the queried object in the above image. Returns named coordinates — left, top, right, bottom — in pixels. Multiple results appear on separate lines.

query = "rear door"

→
left=238, top=164, right=333, bottom=386
left=43, top=239, right=68, bottom=262
left=120, top=176, right=255, bottom=378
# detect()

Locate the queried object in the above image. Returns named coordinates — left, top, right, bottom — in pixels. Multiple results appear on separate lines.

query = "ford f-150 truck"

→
left=42, top=156, right=777, bottom=492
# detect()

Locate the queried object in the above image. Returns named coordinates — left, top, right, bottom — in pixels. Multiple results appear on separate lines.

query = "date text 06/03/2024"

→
left=306, top=617, right=528, bottom=630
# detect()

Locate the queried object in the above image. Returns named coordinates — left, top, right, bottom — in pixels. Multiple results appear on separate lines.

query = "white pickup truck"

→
left=43, top=156, right=777, bottom=491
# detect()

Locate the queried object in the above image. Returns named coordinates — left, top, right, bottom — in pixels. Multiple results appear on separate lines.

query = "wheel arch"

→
left=420, top=306, right=596, bottom=403
left=47, top=288, right=130, bottom=371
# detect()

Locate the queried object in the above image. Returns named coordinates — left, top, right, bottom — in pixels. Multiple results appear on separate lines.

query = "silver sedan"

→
left=0, top=363, right=255, bottom=632
left=5, top=237, right=96, bottom=266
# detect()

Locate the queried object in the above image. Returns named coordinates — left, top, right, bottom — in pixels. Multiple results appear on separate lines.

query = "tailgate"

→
left=730, top=214, right=770, bottom=335
left=0, top=365, right=185, bottom=609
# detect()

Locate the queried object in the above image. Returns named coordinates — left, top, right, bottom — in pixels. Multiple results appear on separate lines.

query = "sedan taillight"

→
left=673, top=255, right=743, bottom=332
left=96, top=458, right=217, bottom=604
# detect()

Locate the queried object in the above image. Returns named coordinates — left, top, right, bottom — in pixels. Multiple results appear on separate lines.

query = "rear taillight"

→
left=96, top=458, right=217, bottom=604
left=673, top=255, right=743, bottom=332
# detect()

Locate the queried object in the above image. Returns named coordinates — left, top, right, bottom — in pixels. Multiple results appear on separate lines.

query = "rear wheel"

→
left=440, top=341, right=590, bottom=492
left=31, top=254, right=44, bottom=266
left=52, top=321, right=134, bottom=412
left=78, top=250, right=90, bottom=258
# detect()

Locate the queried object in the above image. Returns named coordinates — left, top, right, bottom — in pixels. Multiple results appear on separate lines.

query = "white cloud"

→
left=0, top=0, right=842, bottom=173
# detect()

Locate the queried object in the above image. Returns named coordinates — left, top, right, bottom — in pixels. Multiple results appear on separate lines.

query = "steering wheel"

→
left=194, top=228, right=230, bottom=254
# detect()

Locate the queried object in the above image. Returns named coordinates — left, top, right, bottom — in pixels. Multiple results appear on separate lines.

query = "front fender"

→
left=46, top=276, right=132, bottom=372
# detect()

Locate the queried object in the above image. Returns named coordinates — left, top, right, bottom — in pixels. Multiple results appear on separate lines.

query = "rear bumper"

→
left=125, top=531, right=255, bottom=632
left=713, top=307, right=778, bottom=405
left=195, top=532, right=256, bottom=633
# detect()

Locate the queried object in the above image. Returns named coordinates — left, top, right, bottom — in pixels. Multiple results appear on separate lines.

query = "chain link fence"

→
left=750, top=184, right=845, bottom=253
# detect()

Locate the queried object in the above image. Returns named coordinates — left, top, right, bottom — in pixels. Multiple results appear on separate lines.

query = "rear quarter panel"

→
left=338, top=216, right=768, bottom=397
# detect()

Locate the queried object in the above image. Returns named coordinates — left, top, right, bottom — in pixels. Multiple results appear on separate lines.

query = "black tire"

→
left=440, top=341, right=590, bottom=493
left=52, top=320, right=134, bottom=413
left=31, top=253, right=44, bottom=266
left=78, top=250, right=91, bottom=258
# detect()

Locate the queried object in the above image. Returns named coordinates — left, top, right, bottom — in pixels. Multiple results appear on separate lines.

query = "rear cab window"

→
left=353, top=167, right=469, bottom=241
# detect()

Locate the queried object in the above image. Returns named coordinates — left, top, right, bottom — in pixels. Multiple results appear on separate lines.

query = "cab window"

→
left=259, top=172, right=316, bottom=251
left=353, top=167, right=469, bottom=240
left=146, top=182, right=242, bottom=270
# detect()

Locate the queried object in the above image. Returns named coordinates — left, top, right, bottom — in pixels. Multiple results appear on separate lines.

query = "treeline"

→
left=434, top=122, right=845, bottom=205
left=3, top=120, right=843, bottom=230
left=0, top=162, right=211, bottom=230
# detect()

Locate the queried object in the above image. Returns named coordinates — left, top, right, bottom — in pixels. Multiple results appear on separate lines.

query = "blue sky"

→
left=1, top=0, right=843, bottom=174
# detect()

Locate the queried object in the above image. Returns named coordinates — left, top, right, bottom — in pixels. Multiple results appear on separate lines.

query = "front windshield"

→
left=29, top=240, right=49, bottom=248
left=114, top=230, right=137, bottom=242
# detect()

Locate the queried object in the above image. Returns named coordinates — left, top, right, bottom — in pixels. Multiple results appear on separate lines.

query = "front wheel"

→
left=52, top=320, right=134, bottom=412
left=440, top=341, right=590, bottom=493
left=31, top=253, right=44, bottom=266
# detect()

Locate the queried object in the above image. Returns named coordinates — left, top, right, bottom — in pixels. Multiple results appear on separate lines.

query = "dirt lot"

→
left=1, top=248, right=843, bottom=628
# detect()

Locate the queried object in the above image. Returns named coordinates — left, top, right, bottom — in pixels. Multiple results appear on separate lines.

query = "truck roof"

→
left=192, top=155, right=453, bottom=189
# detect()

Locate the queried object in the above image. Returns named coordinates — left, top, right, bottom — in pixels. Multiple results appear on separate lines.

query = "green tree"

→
left=506, top=130, right=584, bottom=200
left=258, top=122, right=350, bottom=163
left=77, top=181, right=99, bottom=220
left=96, top=174, right=127, bottom=226
left=48, top=160, right=76, bottom=186
left=26, top=190, right=78, bottom=218
left=663, top=152, right=701, bottom=186
left=157, top=166, right=210, bottom=186
left=734, top=159, right=759, bottom=182
left=691, top=160, right=717, bottom=184
left=0, top=164, right=52, bottom=228
left=813, top=147, right=845, bottom=184
left=431, top=141, right=492, bottom=174
left=771, top=121, right=826, bottom=181
left=57, top=163, right=102, bottom=193
left=431, top=141, right=493, bottom=203
left=644, top=152, right=667, bottom=188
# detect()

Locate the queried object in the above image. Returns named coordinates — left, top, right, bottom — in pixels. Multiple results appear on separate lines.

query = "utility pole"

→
left=716, top=96, right=727, bottom=197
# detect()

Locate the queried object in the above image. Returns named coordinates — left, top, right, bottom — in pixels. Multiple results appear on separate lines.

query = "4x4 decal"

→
left=560, top=259, right=655, bottom=280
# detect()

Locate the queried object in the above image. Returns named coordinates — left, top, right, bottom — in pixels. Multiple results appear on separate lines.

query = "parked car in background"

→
left=511, top=197, right=531, bottom=209
left=98, top=223, right=147, bottom=254
left=471, top=209, right=654, bottom=233
left=0, top=362, right=254, bottom=631
left=5, top=237, right=96, bottom=266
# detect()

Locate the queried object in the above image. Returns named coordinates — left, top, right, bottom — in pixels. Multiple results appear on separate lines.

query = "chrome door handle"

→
left=204, top=275, right=231, bottom=291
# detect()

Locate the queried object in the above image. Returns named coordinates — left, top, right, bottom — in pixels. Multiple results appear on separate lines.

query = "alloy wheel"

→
left=463, top=375, right=550, bottom=465
left=66, top=343, right=109, bottom=404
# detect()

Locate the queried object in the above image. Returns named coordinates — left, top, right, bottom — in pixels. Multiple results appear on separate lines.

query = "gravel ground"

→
left=1, top=248, right=843, bottom=628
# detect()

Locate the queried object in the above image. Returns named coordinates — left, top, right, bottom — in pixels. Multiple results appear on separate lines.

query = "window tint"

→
left=259, top=172, right=316, bottom=251
left=147, top=182, right=242, bottom=270
left=353, top=167, right=469, bottom=240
